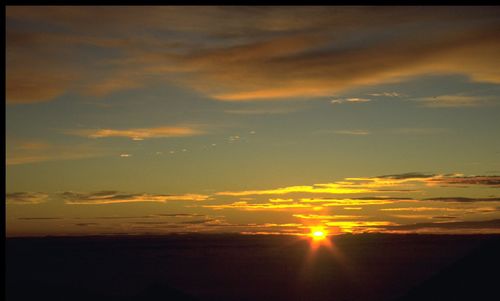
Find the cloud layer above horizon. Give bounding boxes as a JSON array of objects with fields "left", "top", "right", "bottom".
[{"left": 7, "top": 172, "right": 500, "bottom": 236}]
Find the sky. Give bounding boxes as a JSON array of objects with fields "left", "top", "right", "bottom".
[{"left": 5, "top": 6, "right": 500, "bottom": 237}]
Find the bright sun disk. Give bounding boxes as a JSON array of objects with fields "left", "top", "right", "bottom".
[{"left": 310, "top": 227, "right": 327, "bottom": 240}]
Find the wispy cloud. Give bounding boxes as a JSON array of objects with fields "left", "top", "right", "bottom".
[
  {"left": 293, "top": 214, "right": 364, "bottom": 220},
  {"left": 223, "top": 107, "right": 300, "bottom": 115},
  {"left": 269, "top": 198, "right": 294, "bottom": 203},
  {"left": 417, "top": 95, "right": 496, "bottom": 108},
  {"left": 215, "top": 173, "right": 500, "bottom": 202},
  {"left": 330, "top": 97, "right": 371, "bottom": 104},
  {"left": 67, "top": 125, "right": 204, "bottom": 140},
  {"left": 18, "top": 217, "right": 62, "bottom": 220},
  {"left": 384, "top": 219, "right": 500, "bottom": 232},
  {"left": 381, "top": 207, "right": 460, "bottom": 212},
  {"left": 9, "top": 171, "right": 500, "bottom": 235},
  {"left": 85, "top": 213, "right": 207, "bottom": 219},
  {"left": 325, "top": 221, "right": 397, "bottom": 233},
  {"left": 203, "top": 201, "right": 311, "bottom": 211},
  {"left": 392, "top": 128, "right": 450, "bottom": 135},
  {"left": 6, "top": 7, "right": 500, "bottom": 103},
  {"left": 6, "top": 192, "right": 49, "bottom": 205},
  {"left": 216, "top": 183, "right": 372, "bottom": 196},
  {"left": 62, "top": 191, "right": 210, "bottom": 205},
  {"left": 424, "top": 197, "right": 500, "bottom": 202},
  {"left": 367, "top": 92, "right": 401, "bottom": 97},
  {"left": 351, "top": 173, "right": 500, "bottom": 188},
  {"left": 334, "top": 130, "right": 370, "bottom": 135},
  {"left": 300, "top": 198, "right": 397, "bottom": 206},
  {"left": 376, "top": 172, "right": 436, "bottom": 180},
  {"left": 426, "top": 175, "right": 500, "bottom": 187},
  {"left": 6, "top": 140, "right": 107, "bottom": 165}
]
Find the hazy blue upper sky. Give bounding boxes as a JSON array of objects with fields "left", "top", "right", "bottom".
[{"left": 6, "top": 6, "right": 500, "bottom": 236}]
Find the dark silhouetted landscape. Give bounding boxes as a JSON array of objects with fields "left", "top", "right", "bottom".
[{"left": 6, "top": 234, "right": 500, "bottom": 301}]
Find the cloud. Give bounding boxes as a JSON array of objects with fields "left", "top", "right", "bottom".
[
  {"left": 392, "top": 128, "right": 450, "bottom": 135},
  {"left": 155, "top": 213, "right": 207, "bottom": 218},
  {"left": 223, "top": 107, "right": 300, "bottom": 115},
  {"left": 391, "top": 214, "right": 435, "bottom": 219},
  {"left": 67, "top": 125, "right": 204, "bottom": 140},
  {"left": 334, "top": 130, "right": 370, "bottom": 135},
  {"left": 215, "top": 174, "right": 500, "bottom": 200},
  {"left": 384, "top": 219, "right": 500, "bottom": 231},
  {"left": 62, "top": 191, "right": 210, "bottom": 205},
  {"left": 82, "top": 213, "right": 207, "bottom": 219},
  {"left": 178, "top": 19, "right": 500, "bottom": 101},
  {"left": 293, "top": 214, "right": 363, "bottom": 220},
  {"left": 6, "top": 7, "right": 500, "bottom": 103},
  {"left": 330, "top": 97, "right": 371, "bottom": 104},
  {"left": 269, "top": 198, "right": 294, "bottom": 203},
  {"left": 6, "top": 192, "right": 49, "bottom": 205},
  {"left": 424, "top": 197, "right": 500, "bottom": 202},
  {"left": 6, "top": 140, "right": 107, "bottom": 165},
  {"left": 203, "top": 201, "right": 311, "bottom": 211},
  {"left": 18, "top": 217, "right": 62, "bottom": 220},
  {"left": 380, "top": 207, "right": 458, "bottom": 212},
  {"left": 367, "top": 92, "right": 401, "bottom": 97},
  {"left": 75, "top": 223, "right": 99, "bottom": 227},
  {"left": 299, "top": 198, "right": 397, "bottom": 206},
  {"left": 425, "top": 175, "right": 500, "bottom": 187},
  {"left": 417, "top": 95, "right": 496, "bottom": 108},
  {"left": 354, "top": 173, "right": 500, "bottom": 188},
  {"left": 325, "top": 221, "right": 397, "bottom": 233},
  {"left": 377, "top": 172, "right": 436, "bottom": 179},
  {"left": 216, "top": 183, "right": 372, "bottom": 196}
]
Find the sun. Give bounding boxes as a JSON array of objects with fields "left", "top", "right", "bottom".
[{"left": 310, "top": 227, "right": 328, "bottom": 241}]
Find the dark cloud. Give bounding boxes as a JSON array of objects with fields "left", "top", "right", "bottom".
[
  {"left": 18, "top": 217, "right": 62, "bottom": 220},
  {"left": 425, "top": 197, "right": 500, "bottom": 202},
  {"left": 61, "top": 191, "right": 209, "bottom": 204},
  {"left": 427, "top": 176, "right": 500, "bottom": 187},
  {"left": 75, "top": 223, "right": 99, "bottom": 227},
  {"left": 385, "top": 219, "right": 500, "bottom": 230},
  {"left": 130, "top": 222, "right": 175, "bottom": 225},
  {"left": 87, "top": 213, "right": 207, "bottom": 219},
  {"left": 377, "top": 172, "right": 435, "bottom": 179},
  {"left": 432, "top": 216, "right": 458, "bottom": 219},
  {"left": 156, "top": 213, "right": 206, "bottom": 218},
  {"left": 352, "top": 196, "right": 415, "bottom": 201},
  {"left": 179, "top": 219, "right": 216, "bottom": 225},
  {"left": 7, "top": 192, "right": 49, "bottom": 205}
]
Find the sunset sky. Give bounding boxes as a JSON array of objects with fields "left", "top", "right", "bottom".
[{"left": 6, "top": 6, "right": 500, "bottom": 236}]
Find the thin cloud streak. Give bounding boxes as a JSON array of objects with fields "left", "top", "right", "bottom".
[
  {"left": 62, "top": 191, "right": 210, "bottom": 205},
  {"left": 203, "top": 201, "right": 311, "bottom": 211},
  {"left": 67, "top": 125, "right": 205, "bottom": 140},
  {"left": 6, "top": 192, "right": 49, "bottom": 205},
  {"left": 334, "top": 130, "right": 370, "bottom": 135},
  {"left": 417, "top": 95, "right": 496, "bottom": 108},
  {"left": 6, "top": 140, "right": 108, "bottom": 165}
]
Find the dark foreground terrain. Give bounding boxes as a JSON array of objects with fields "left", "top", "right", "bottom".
[{"left": 6, "top": 234, "right": 500, "bottom": 301}]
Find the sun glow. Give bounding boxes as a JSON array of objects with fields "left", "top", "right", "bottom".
[{"left": 310, "top": 227, "right": 328, "bottom": 241}]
